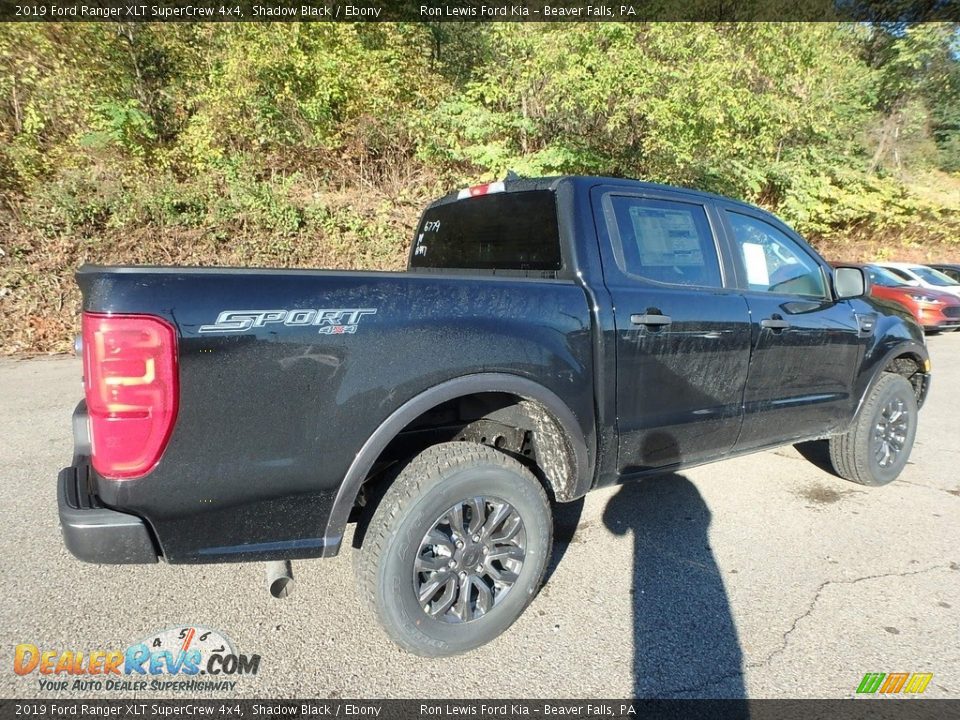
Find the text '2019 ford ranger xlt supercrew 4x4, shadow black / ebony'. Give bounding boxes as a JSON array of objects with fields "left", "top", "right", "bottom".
[{"left": 59, "top": 176, "right": 930, "bottom": 656}]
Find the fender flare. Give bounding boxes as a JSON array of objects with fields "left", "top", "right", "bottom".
[
  {"left": 853, "top": 340, "right": 930, "bottom": 420},
  {"left": 322, "top": 373, "right": 591, "bottom": 551}
]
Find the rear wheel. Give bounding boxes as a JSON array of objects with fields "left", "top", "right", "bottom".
[
  {"left": 355, "top": 442, "right": 552, "bottom": 656},
  {"left": 827, "top": 373, "right": 918, "bottom": 486}
]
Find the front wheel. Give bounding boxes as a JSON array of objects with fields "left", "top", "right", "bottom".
[
  {"left": 828, "top": 373, "right": 918, "bottom": 486},
  {"left": 355, "top": 442, "right": 552, "bottom": 656}
]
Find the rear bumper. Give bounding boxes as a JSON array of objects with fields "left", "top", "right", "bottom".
[
  {"left": 58, "top": 461, "right": 158, "bottom": 565},
  {"left": 58, "top": 400, "right": 158, "bottom": 564}
]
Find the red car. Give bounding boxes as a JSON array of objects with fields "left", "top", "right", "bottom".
[{"left": 833, "top": 262, "right": 960, "bottom": 333}]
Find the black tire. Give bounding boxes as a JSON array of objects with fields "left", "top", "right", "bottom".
[
  {"left": 355, "top": 442, "right": 552, "bottom": 657},
  {"left": 827, "top": 373, "right": 918, "bottom": 486}
]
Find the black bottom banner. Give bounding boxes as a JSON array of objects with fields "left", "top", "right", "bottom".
[{"left": 1, "top": 700, "right": 959, "bottom": 720}]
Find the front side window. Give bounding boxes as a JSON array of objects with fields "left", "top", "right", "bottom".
[
  {"left": 608, "top": 196, "right": 722, "bottom": 288},
  {"left": 865, "top": 265, "right": 907, "bottom": 288},
  {"left": 726, "top": 211, "right": 827, "bottom": 298},
  {"left": 885, "top": 267, "right": 915, "bottom": 283}
]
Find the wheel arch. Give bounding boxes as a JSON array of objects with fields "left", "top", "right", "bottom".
[
  {"left": 322, "top": 373, "right": 591, "bottom": 552},
  {"left": 854, "top": 341, "right": 930, "bottom": 420}
]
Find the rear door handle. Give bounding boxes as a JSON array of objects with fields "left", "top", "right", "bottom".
[
  {"left": 631, "top": 313, "right": 672, "bottom": 327},
  {"left": 760, "top": 316, "right": 790, "bottom": 331}
]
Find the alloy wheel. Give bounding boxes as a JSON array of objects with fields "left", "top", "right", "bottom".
[
  {"left": 413, "top": 496, "right": 526, "bottom": 623},
  {"left": 873, "top": 397, "right": 909, "bottom": 469}
]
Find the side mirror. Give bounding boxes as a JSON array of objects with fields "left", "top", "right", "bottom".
[{"left": 834, "top": 266, "right": 866, "bottom": 299}]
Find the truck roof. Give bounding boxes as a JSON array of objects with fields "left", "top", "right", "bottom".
[{"left": 428, "top": 175, "right": 764, "bottom": 215}]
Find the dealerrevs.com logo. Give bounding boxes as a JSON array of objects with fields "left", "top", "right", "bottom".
[{"left": 13, "top": 626, "right": 260, "bottom": 693}]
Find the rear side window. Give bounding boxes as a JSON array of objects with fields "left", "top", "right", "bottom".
[
  {"left": 410, "top": 190, "right": 561, "bottom": 272},
  {"left": 607, "top": 196, "right": 722, "bottom": 288}
]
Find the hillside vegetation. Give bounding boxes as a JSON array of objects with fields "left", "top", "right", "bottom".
[{"left": 1, "top": 22, "right": 959, "bottom": 353}]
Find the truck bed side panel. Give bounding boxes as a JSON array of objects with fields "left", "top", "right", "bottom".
[{"left": 78, "top": 268, "right": 594, "bottom": 562}]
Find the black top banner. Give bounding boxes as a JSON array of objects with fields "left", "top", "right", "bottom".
[{"left": 1, "top": 0, "right": 958, "bottom": 23}]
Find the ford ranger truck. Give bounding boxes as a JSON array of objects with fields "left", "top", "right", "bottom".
[{"left": 59, "top": 176, "right": 930, "bottom": 656}]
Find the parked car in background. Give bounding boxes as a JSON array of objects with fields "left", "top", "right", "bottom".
[
  {"left": 833, "top": 262, "right": 960, "bottom": 334},
  {"left": 928, "top": 263, "right": 960, "bottom": 284},
  {"left": 875, "top": 261, "right": 960, "bottom": 298}
]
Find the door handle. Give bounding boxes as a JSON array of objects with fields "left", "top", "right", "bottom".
[
  {"left": 631, "top": 313, "right": 672, "bottom": 327},
  {"left": 760, "top": 316, "right": 790, "bottom": 331}
]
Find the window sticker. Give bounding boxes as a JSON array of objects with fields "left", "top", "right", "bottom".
[
  {"left": 629, "top": 208, "right": 705, "bottom": 267},
  {"left": 742, "top": 242, "right": 770, "bottom": 287}
]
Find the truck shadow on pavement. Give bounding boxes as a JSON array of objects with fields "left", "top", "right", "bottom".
[
  {"left": 597, "top": 473, "right": 748, "bottom": 703},
  {"left": 792, "top": 439, "right": 840, "bottom": 477}
]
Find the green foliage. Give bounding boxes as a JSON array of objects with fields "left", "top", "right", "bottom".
[
  {"left": 420, "top": 23, "right": 896, "bottom": 235},
  {"left": 173, "top": 23, "right": 444, "bottom": 169},
  {"left": 82, "top": 99, "right": 157, "bottom": 159},
  {"left": 3, "top": 21, "right": 957, "bottom": 235}
]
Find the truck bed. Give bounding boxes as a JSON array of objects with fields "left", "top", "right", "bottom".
[{"left": 76, "top": 265, "right": 596, "bottom": 562}]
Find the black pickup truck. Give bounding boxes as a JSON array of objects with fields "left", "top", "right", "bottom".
[{"left": 60, "top": 176, "right": 930, "bottom": 656}]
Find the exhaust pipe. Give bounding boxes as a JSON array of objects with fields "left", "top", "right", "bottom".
[{"left": 266, "top": 560, "right": 294, "bottom": 598}]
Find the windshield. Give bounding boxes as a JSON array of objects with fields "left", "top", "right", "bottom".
[
  {"left": 865, "top": 265, "right": 909, "bottom": 288},
  {"left": 910, "top": 265, "right": 960, "bottom": 287}
]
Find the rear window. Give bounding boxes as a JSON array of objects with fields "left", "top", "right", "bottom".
[{"left": 410, "top": 190, "right": 561, "bottom": 272}]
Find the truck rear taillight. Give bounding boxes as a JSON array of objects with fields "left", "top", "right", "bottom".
[{"left": 82, "top": 312, "right": 179, "bottom": 479}]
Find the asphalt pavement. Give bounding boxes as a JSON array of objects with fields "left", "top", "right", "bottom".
[{"left": 1, "top": 334, "right": 958, "bottom": 699}]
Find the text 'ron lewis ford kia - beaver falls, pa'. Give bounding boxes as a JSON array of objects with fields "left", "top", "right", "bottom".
[{"left": 58, "top": 175, "right": 931, "bottom": 656}]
